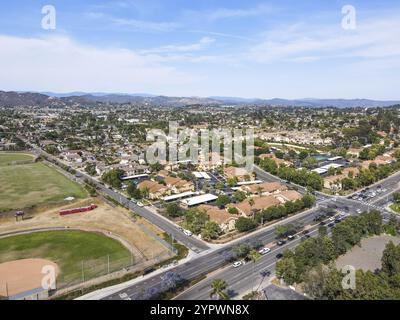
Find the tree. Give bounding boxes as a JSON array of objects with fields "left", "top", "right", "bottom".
[
  {"left": 393, "top": 192, "right": 400, "bottom": 204},
  {"left": 85, "top": 163, "right": 97, "bottom": 176},
  {"left": 276, "top": 255, "right": 298, "bottom": 285},
  {"left": 235, "top": 217, "right": 257, "bottom": 232},
  {"left": 381, "top": 241, "right": 400, "bottom": 277},
  {"left": 233, "top": 190, "right": 247, "bottom": 202},
  {"left": 228, "top": 207, "right": 239, "bottom": 215},
  {"left": 101, "top": 169, "right": 125, "bottom": 189},
  {"left": 216, "top": 195, "right": 231, "bottom": 207},
  {"left": 210, "top": 279, "right": 230, "bottom": 300},
  {"left": 233, "top": 244, "right": 251, "bottom": 259},
  {"left": 201, "top": 221, "right": 222, "bottom": 240},
  {"left": 301, "top": 194, "right": 316, "bottom": 208},
  {"left": 318, "top": 226, "right": 328, "bottom": 237},
  {"left": 166, "top": 202, "right": 183, "bottom": 218},
  {"left": 184, "top": 209, "right": 209, "bottom": 234},
  {"left": 248, "top": 250, "right": 261, "bottom": 290},
  {"left": 150, "top": 162, "right": 163, "bottom": 172}
]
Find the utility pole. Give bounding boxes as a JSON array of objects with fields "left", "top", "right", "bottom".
[
  {"left": 81, "top": 261, "right": 85, "bottom": 282},
  {"left": 107, "top": 255, "right": 110, "bottom": 274}
]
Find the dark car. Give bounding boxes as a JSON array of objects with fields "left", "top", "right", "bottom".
[
  {"left": 302, "top": 230, "right": 310, "bottom": 235},
  {"left": 276, "top": 253, "right": 284, "bottom": 259},
  {"left": 260, "top": 270, "right": 271, "bottom": 277},
  {"left": 319, "top": 221, "right": 326, "bottom": 226},
  {"left": 277, "top": 240, "right": 287, "bottom": 246},
  {"left": 328, "top": 222, "right": 335, "bottom": 228}
]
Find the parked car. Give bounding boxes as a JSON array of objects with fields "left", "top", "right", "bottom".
[
  {"left": 276, "top": 253, "right": 284, "bottom": 259},
  {"left": 183, "top": 229, "right": 193, "bottom": 237},
  {"left": 233, "top": 261, "right": 243, "bottom": 268},
  {"left": 137, "top": 202, "right": 144, "bottom": 207}
]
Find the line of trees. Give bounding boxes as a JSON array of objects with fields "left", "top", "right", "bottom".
[{"left": 257, "top": 157, "right": 324, "bottom": 190}]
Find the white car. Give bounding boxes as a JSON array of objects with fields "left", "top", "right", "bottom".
[
  {"left": 136, "top": 202, "right": 144, "bottom": 207},
  {"left": 258, "top": 247, "right": 271, "bottom": 255},
  {"left": 233, "top": 261, "right": 243, "bottom": 268},
  {"left": 183, "top": 229, "right": 193, "bottom": 237}
]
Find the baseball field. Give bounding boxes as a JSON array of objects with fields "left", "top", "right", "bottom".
[{"left": 0, "top": 230, "right": 133, "bottom": 288}]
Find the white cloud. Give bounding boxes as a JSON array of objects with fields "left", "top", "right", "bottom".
[
  {"left": 111, "top": 17, "right": 179, "bottom": 32},
  {"left": 0, "top": 34, "right": 198, "bottom": 93},
  {"left": 142, "top": 37, "right": 215, "bottom": 54},
  {"left": 206, "top": 4, "right": 274, "bottom": 21},
  {"left": 249, "top": 14, "right": 400, "bottom": 63}
]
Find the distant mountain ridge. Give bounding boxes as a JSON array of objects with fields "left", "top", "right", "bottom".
[{"left": 0, "top": 90, "right": 399, "bottom": 108}]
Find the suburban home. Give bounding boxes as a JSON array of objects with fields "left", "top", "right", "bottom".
[
  {"left": 258, "top": 154, "right": 293, "bottom": 167},
  {"left": 137, "top": 180, "right": 169, "bottom": 200},
  {"left": 198, "top": 204, "right": 238, "bottom": 233},
  {"left": 198, "top": 152, "right": 224, "bottom": 170},
  {"left": 275, "top": 190, "right": 303, "bottom": 203},
  {"left": 323, "top": 167, "right": 360, "bottom": 190},
  {"left": 164, "top": 176, "right": 195, "bottom": 193},
  {"left": 241, "top": 181, "right": 288, "bottom": 196},
  {"left": 229, "top": 196, "right": 281, "bottom": 217},
  {"left": 347, "top": 148, "right": 363, "bottom": 158},
  {"left": 224, "top": 166, "right": 254, "bottom": 182}
]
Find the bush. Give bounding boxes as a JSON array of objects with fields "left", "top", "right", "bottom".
[{"left": 235, "top": 217, "right": 257, "bottom": 232}]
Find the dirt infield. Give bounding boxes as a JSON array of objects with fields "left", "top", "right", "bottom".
[{"left": 0, "top": 258, "right": 59, "bottom": 297}]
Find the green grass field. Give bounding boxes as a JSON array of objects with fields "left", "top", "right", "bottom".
[
  {"left": 0, "top": 152, "right": 34, "bottom": 166},
  {"left": 390, "top": 203, "right": 400, "bottom": 214},
  {"left": 0, "top": 153, "right": 87, "bottom": 212},
  {"left": 0, "top": 231, "right": 133, "bottom": 285}
]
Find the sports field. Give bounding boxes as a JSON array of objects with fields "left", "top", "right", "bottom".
[
  {"left": 0, "top": 152, "right": 35, "bottom": 166},
  {"left": 0, "top": 153, "right": 87, "bottom": 212},
  {"left": 0, "top": 230, "right": 133, "bottom": 286}
]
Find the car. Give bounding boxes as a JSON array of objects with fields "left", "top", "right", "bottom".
[
  {"left": 260, "top": 270, "right": 271, "bottom": 277},
  {"left": 288, "top": 235, "right": 296, "bottom": 241},
  {"left": 356, "top": 209, "right": 362, "bottom": 214},
  {"left": 136, "top": 202, "right": 144, "bottom": 207},
  {"left": 328, "top": 217, "right": 335, "bottom": 222},
  {"left": 183, "top": 229, "right": 193, "bottom": 237},
  {"left": 302, "top": 230, "right": 310, "bottom": 235},
  {"left": 258, "top": 247, "right": 271, "bottom": 255},
  {"left": 233, "top": 261, "right": 243, "bottom": 268},
  {"left": 276, "top": 253, "right": 284, "bottom": 259},
  {"left": 277, "top": 240, "right": 287, "bottom": 246},
  {"left": 319, "top": 221, "right": 326, "bottom": 226},
  {"left": 328, "top": 222, "right": 335, "bottom": 228}
]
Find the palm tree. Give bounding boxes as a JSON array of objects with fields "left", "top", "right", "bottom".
[
  {"left": 248, "top": 250, "right": 261, "bottom": 291},
  {"left": 210, "top": 279, "right": 230, "bottom": 300},
  {"left": 248, "top": 198, "right": 256, "bottom": 220}
]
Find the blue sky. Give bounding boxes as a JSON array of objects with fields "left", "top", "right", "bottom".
[{"left": 0, "top": 0, "right": 399, "bottom": 99}]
